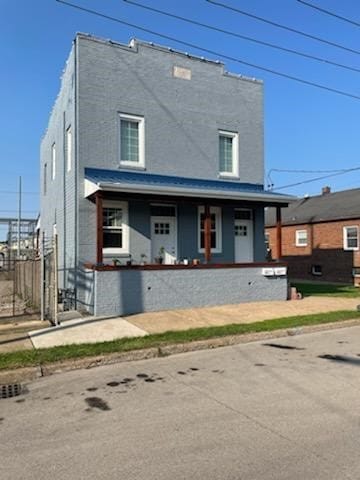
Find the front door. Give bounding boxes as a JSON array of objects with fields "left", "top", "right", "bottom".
[
  {"left": 151, "top": 216, "right": 177, "bottom": 264},
  {"left": 234, "top": 210, "right": 253, "bottom": 263}
]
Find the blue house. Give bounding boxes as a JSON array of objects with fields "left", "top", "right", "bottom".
[{"left": 40, "top": 33, "right": 292, "bottom": 317}]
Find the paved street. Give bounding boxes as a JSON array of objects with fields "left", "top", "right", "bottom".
[{"left": 2, "top": 326, "right": 360, "bottom": 479}]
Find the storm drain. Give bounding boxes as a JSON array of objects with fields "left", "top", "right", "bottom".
[{"left": 0, "top": 383, "right": 22, "bottom": 399}]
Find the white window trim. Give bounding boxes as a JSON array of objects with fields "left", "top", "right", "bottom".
[
  {"left": 218, "top": 130, "right": 239, "bottom": 178},
  {"left": 51, "top": 143, "right": 56, "bottom": 180},
  {"left": 198, "top": 206, "right": 222, "bottom": 254},
  {"left": 119, "top": 113, "right": 145, "bottom": 168},
  {"left": 66, "top": 126, "right": 72, "bottom": 173},
  {"left": 102, "top": 200, "right": 129, "bottom": 256},
  {"left": 343, "top": 225, "right": 359, "bottom": 251},
  {"left": 295, "top": 229, "right": 308, "bottom": 247}
]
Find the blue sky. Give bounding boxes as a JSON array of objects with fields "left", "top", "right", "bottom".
[{"left": 1, "top": 0, "right": 360, "bottom": 238}]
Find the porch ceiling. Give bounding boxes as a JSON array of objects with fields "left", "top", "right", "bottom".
[{"left": 84, "top": 167, "right": 295, "bottom": 205}]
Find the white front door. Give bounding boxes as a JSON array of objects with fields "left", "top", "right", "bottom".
[
  {"left": 234, "top": 218, "right": 253, "bottom": 263},
  {"left": 151, "top": 216, "right": 177, "bottom": 264}
]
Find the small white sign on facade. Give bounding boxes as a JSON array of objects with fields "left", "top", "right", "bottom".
[
  {"left": 274, "top": 267, "right": 287, "bottom": 276},
  {"left": 262, "top": 268, "right": 275, "bottom": 276},
  {"left": 173, "top": 66, "right": 192, "bottom": 80}
]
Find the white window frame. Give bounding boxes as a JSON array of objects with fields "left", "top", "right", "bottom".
[
  {"left": 102, "top": 200, "right": 129, "bottom": 256},
  {"left": 66, "top": 126, "right": 72, "bottom": 172},
  {"left": 198, "top": 206, "right": 222, "bottom": 254},
  {"left": 119, "top": 113, "right": 145, "bottom": 168},
  {"left": 295, "top": 229, "right": 308, "bottom": 247},
  {"left": 51, "top": 143, "right": 56, "bottom": 180},
  {"left": 218, "top": 130, "right": 239, "bottom": 178},
  {"left": 343, "top": 225, "right": 359, "bottom": 251}
]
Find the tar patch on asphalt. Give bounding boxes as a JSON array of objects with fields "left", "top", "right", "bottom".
[
  {"left": 85, "top": 397, "right": 111, "bottom": 411},
  {"left": 318, "top": 354, "right": 360, "bottom": 365},
  {"left": 263, "top": 343, "right": 305, "bottom": 350}
]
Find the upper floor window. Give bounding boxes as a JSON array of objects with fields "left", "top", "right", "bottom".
[
  {"left": 295, "top": 230, "right": 308, "bottom": 247},
  {"left": 343, "top": 226, "right": 359, "bottom": 251},
  {"left": 103, "top": 201, "right": 129, "bottom": 255},
  {"left": 198, "top": 206, "right": 222, "bottom": 253},
  {"left": 119, "top": 113, "right": 145, "bottom": 168},
  {"left": 66, "top": 126, "right": 72, "bottom": 172},
  {"left": 219, "top": 130, "right": 239, "bottom": 178},
  {"left": 51, "top": 143, "right": 56, "bottom": 180}
]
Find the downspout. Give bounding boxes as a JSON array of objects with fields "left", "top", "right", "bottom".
[
  {"left": 63, "top": 111, "right": 67, "bottom": 289},
  {"left": 74, "top": 37, "right": 79, "bottom": 308}
]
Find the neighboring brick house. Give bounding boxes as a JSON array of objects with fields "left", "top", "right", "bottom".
[
  {"left": 265, "top": 187, "right": 360, "bottom": 284},
  {"left": 40, "top": 33, "right": 293, "bottom": 317}
]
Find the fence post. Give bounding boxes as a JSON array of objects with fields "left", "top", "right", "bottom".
[
  {"left": 54, "top": 233, "right": 59, "bottom": 326},
  {"left": 41, "top": 232, "right": 45, "bottom": 321}
]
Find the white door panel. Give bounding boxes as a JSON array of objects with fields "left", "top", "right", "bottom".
[
  {"left": 234, "top": 219, "right": 253, "bottom": 262},
  {"left": 151, "top": 216, "right": 177, "bottom": 264}
]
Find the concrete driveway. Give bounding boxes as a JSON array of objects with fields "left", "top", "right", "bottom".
[{"left": 2, "top": 325, "right": 360, "bottom": 479}]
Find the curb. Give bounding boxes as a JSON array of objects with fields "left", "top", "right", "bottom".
[{"left": 1, "top": 318, "right": 360, "bottom": 384}]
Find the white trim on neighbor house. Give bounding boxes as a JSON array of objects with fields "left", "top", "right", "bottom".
[
  {"left": 102, "top": 200, "right": 129, "bottom": 256},
  {"left": 198, "top": 206, "right": 222, "bottom": 254},
  {"left": 343, "top": 225, "right": 359, "bottom": 251},
  {"left": 295, "top": 229, "right": 308, "bottom": 247},
  {"left": 218, "top": 130, "right": 239, "bottom": 179},
  {"left": 119, "top": 113, "right": 145, "bottom": 169}
]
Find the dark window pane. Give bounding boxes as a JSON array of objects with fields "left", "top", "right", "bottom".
[{"left": 103, "top": 231, "right": 122, "bottom": 248}]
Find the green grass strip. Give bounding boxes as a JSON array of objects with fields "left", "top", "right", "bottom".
[
  {"left": 1, "top": 310, "right": 360, "bottom": 371},
  {"left": 293, "top": 282, "right": 360, "bottom": 298}
]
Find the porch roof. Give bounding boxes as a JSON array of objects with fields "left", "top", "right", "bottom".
[{"left": 84, "top": 168, "right": 295, "bottom": 205}]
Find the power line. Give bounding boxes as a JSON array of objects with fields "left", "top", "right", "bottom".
[
  {"left": 297, "top": 0, "right": 360, "bottom": 28},
  {"left": 123, "top": 0, "right": 360, "bottom": 74},
  {"left": 0, "top": 191, "right": 38, "bottom": 195},
  {"left": 271, "top": 166, "right": 360, "bottom": 190},
  {"left": 56, "top": 0, "right": 360, "bottom": 100},
  {"left": 206, "top": 0, "right": 360, "bottom": 55}
]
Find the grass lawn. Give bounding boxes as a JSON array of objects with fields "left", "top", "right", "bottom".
[
  {"left": 0, "top": 310, "right": 360, "bottom": 371},
  {"left": 293, "top": 282, "right": 360, "bottom": 298}
]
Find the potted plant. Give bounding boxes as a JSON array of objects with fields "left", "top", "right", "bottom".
[
  {"left": 155, "top": 246, "right": 165, "bottom": 264},
  {"left": 126, "top": 254, "right": 133, "bottom": 266},
  {"left": 112, "top": 258, "right": 121, "bottom": 267},
  {"left": 140, "top": 253, "right": 147, "bottom": 265}
]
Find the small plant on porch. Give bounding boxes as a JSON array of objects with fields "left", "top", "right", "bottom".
[
  {"left": 155, "top": 246, "right": 165, "bottom": 264},
  {"left": 112, "top": 258, "right": 121, "bottom": 267},
  {"left": 140, "top": 253, "right": 147, "bottom": 265}
]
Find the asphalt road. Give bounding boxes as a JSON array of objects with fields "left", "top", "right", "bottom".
[{"left": 2, "top": 326, "right": 360, "bottom": 479}]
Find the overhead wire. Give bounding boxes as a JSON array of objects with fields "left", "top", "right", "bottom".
[
  {"left": 123, "top": 0, "right": 360, "bottom": 74},
  {"left": 56, "top": 0, "right": 360, "bottom": 100},
  {"left": 269, "top": 166, "right": 360, "bottom": 190},
  {"left": 206, "top": 0, "right": 360, "bottom": 55},
  {"left": 297, "top": 0, "right": 360, "bottom": 28}
]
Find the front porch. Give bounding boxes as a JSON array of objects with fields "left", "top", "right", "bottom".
[
  {"left": 82, "top": 168, "right": 293, "bottom": 315},
  {"left": 84, "top": 262, "right": 289, "bottom": 316}
]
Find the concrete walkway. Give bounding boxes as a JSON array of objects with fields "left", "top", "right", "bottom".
[
  {"left": 1, "top": 296, "right": 359, "bottom": 351},
  {"left": 126, "top": 297, "right": 360, "bottom": 334},
  {"left": 29, "top": 316, "right": 147, "bottom": 349}
]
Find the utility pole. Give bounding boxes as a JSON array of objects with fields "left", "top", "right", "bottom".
[{"left": 17, "top": 176, "right": 22, "bottom": 259}]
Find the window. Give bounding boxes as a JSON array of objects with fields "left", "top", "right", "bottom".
[
  {"left": 154, "top": 223, "right": 170, "bottom": 235},
  {"left": 311, "top": 265, "right": 322, "bottom": 276},
  {"left": 296, "top": 230, "right": 308, "bottom": 247},
  {"left": 43, "top": 163, "right": 47, "bottom": 195},
  {"left": 344, "top": 226, "right": 359, "bottom": 251},
  {"left": 198, "top": 206, "right": 222, "bottom": 253},
  {"left": 235, "top": 209, "right": 252, "bottom": 220},
  {"left": 66, "top": 126, "right": 72, "bottom": 172},
  {"left": 102, "top": 201, "right": 129, "bottom": 254},
  {"left": 219, "top": 130, "right": 239, "bottom": 177},
  {"left": 51, "top": 143, "right": 56, "bottom": 180},
  {"left": 119, "top": 113, "right": 145, "bottom": 167},
  {"left": 235, "top": 225, "right": 247, "bottom": 237}
]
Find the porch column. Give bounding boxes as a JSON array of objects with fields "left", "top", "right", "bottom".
[
  {"left": 204, "top": 204, "right": 212, "bottom": 263},
  {"left": 276, "top": 206, "right": 282, "bottom": 260},
  {"left": 96, "top": 191, "right": 103, "bottom": 264}
]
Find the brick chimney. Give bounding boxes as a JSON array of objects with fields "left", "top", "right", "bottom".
[{"left": 321, "top": 186, "right": 331, "bottom": 195}]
